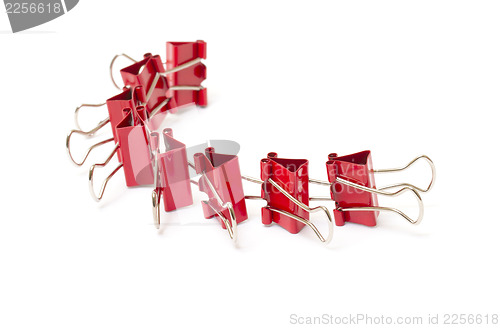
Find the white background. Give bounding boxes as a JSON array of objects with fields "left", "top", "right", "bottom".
[{"left": 1, "top": 1, "right": 499, "bottom": 327}]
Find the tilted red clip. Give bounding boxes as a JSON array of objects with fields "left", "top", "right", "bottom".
[
  {"left": 165, "top": 40, "right": 207, "bottom": 111},
  {"left": 194, "top": 147, "right": 248, "bottom": 237},
  {"left": 120, "top": 53, "right": 174, "bottom": 117}
]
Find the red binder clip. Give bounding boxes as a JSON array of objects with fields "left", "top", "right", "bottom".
[
  {"left": 256, "top": 152, "right": 333, "bottom": 244},
  {"left": 119, "top": 53, "right": 172, "bottom": 117},
  {"left": 193, "top": 147, "right": 248, "bottom": 241},
  {"left": 87, "top": 106, "right": 155, "bottom": 201},
  {"left": 151, "top": 128, "right": 194, "bottom": 229},
  {"left": 310, "top": 151, "right": 436, "bottom": 226},
  {"left": 165, "top": 40, "right": 207, "bottom": 110},
  {"left": 66, "top": 87, "right": 136, "bottom": 167}
]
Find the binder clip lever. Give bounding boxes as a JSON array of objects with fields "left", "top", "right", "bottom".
[
  {"left": 265, "top": 178, "right": 334, "bottom": 244},
  {"left": 66, "top": 118, "right": 112, "bottom": 166},
  {"left": 374, "top": 155, "right": 436, "bottom": 193},
  {"left": 88, "top": 144, "right": 123, "bottom": 202}
]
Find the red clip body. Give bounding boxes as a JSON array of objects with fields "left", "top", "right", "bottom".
[
  {"left": 194, "top": 148, "right": 247, "bottom": 229},
  {"left": 165, "top": 40, "right": 207, "bottom": 110},
  {"left": 115, "top": 107, "right": 154, "bottom": 187},
  {"left": 120, "top": 53, "right": 174, "bottom": 115},
  {"left": 157, "top": 128, "right": 193, "bottom": 211},
  {"left": 260, "top": 152, "right": 309, "bottom": 234},
  {"left": 106, "top": 88, "right": 135, "bottom": 162},
  {"left": 326, "top": 151, "right": 379, "bottom": 226}
]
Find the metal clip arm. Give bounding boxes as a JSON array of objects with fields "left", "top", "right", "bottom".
[
  {"left": 267, "top": 179, "right": 334, "bottom": 244},
  {"left": 74, "top": 103, "right": 107, "bottom": 132},
  {"left": 88, "top": 144, "right": 123, "bottom": 202},
  {"left": 334, "top": 177, "right": 424, "bottom": 225},
  {"left": 374, "top": 155, "right": 436, "bottom": 193},
  {"left": 200, "top": 174, "right": 238, "bottom": 243},
  {"left": 66, "top": 117, "right": 112, "bottom": 166},
  {"left": 110, "top": 53, "right": 137, "bottom": 90}
]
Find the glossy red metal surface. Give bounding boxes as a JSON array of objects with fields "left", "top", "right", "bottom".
[
  {"left": 157, "top": 128, "right": 193, "bottom": 211},
  {"left": 165, "top": 40, "right": 207, "bottom": 112},
  {"left": 105, "top": 88, "right": 135, "bottom": 162},
  {"left": 194, "top": 148, "right": 247, "bottom": 229},
  {"left": 115, "top": 108, "right": 154, "bottom": 187},
  {"left": 120, "top": 53, "right": 174, "bottom": 116},
  {"left": 326, "top": 151, "right": 379, "bottom": 226},
  {"left": 260, "top": 152, "right": 309, "bottom": 234}
]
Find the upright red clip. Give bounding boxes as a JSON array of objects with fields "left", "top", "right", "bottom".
[
  {"left": 259, "top": 152, "right": 334, "bottom": 243},
  {"left": 318, "top": 151, "right": 436, "bottom": 226},
  {"left": 326, "top": 151, "right": 379, "bottom": 226},
  {"left": 194, "top": 147, "right": 247, "bottom": 240},
  {"left": 150, "top": 128, "right": 194, "bottom": 229},
  {"left": 158, "top": 129, "right": 193, "bottom": 211},
  {"left": 114, "top": 107, "right": 154, "bottom": 187},
  {"left": 105, "top": 88, "right": 136, "bottom": 162},
  {"left": 165, "top": 40, "right": 207, "bottom": 110},
  {"left": 260, "top": 152, "right": 309, "bottom": 234}
]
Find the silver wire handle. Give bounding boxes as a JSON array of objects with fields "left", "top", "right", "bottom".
[
  {"left": 66, "top": 118, "right": 111, "bottom": 166},
  {"left": 242, "top": 176, "right": 334, "bottom": 244},
  {"left": 151, "top": 132, "right": 162, "bottom": 229},
  {"left": 309, "top": 178, "right": 424, "bottom": 225},
  {"left": 334, "top": 177, "right": 424, "bottom": 225},
  {"left": 88, "top": 144, "right": 123, "bottom": 202},
  {"left": 110, "top": 53, "right": 138, "bottom": 90},
  {"left": 151, "top": 189, "right": 161, "bottom": 229},
  {"left": 72, "top": 55, "right": 204, "bottom": 145},
  {"left": 374, "top": 155, "right": 436, "bottom": 193},
  {"left": 74, "top": 103, "right": 107, "bottom": 131},
  {"left": 199, "top": 174, "right": 238, "bottom": 243},
  {"left": 267, "top": 179, "right": 334, "bottom": 244}
]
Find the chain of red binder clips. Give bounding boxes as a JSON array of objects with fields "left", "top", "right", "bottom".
[{"left": 66, "top": 40, "right": 436, "bottom": 246}]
